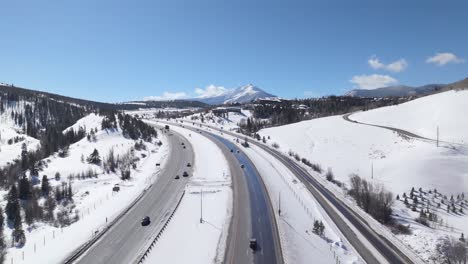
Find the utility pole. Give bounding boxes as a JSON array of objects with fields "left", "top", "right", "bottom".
[
  {"left": 200, "top": 189, "right": 203, "bottom": 224},
  {"left": 278, "top": 192, "right": 281, "bottom": 216},
  {"left": 371, "top": 162, "right": 374, "bottom": 180}
]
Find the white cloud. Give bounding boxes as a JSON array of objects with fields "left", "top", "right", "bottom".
[
  {"left": 349, "top": 74, "right": 398, "bottom": 90},
  {"left": 143, "top": 91, "right": 188, "bottom": 101},
  {"left": 194, "top": 84, "right": 228, "bottom": 98},
  {"left": 426, "top": 52, "right": 465, "bottom": 66},
  {"left": 368, "top": 56, "right": 407, "bottom": 72}
]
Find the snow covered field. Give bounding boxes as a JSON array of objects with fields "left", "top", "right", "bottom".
[
  {"left": 257, "top": 90, "right": 468, "bottom": 262},
  {"left": 143, "top": 123, "right": 232, "bottom": 264},
  {"left": 352, "top": 89, "right": 468, "bottom": 144},
  {"left": 3, "top": 114, "right": 169, "bottom": 264}
]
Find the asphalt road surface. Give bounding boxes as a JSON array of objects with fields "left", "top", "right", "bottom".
[
  {"left": 72, "top": 128, "right": 194, "bottom": 264},
  {"left": 170, "top": 123, "right": 283, "bottom": 264},
  {"left": 188, "top": 120, "right": 417, "bottom": 264}
]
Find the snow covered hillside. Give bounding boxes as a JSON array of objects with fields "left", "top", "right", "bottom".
[
  {"left": 257, "top": 90, "right": 468, "bottom": 262},
  {"left": 2, "top": 113, "right": 167, "bottom": 263},
  {"left": 351, "top": 89, "right": 468, "bottom": 144}
]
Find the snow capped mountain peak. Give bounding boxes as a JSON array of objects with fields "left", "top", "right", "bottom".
[{"left": 195, "top": 84, "right": 277, "bottom": 105}]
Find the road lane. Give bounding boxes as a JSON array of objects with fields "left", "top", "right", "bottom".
[{"left": 72, "top": 129, "right": 194, "bottom": 264}]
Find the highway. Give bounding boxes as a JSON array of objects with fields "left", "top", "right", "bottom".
[
  {"left": 168, "top": 123, "right": 283, "bottom": 264},
  {"left": 69, "top": 128, "right": 194, "bottom": 264},
  {"left": 185, "top": 120, "right": 418, "bottom": 264}
]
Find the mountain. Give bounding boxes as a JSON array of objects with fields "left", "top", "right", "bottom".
[
  {"left": 345, "top": 84, "right": 445, "bottom": 98},
  {"left": 195, "top": 84, "right": 277, "bottom": 105}
]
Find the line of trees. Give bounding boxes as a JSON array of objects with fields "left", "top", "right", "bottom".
[{"left": 348, "top": 174, "right": 394, "bottom": 224}]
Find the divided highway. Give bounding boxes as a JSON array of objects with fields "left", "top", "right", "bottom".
[
  {"left": 185, "top": 120, "right": 418, "bottom": 264},
  {"left": 165, "top": 122, "right": 283, "bottom": 264},
  {"left": 68, "top": 129, "right": 194, "bottom": 264}
]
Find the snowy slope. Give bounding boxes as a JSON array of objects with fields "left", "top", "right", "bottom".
[
  {"left": 351, "top": 89, "right": 468, "bottom": 144},
  {"left": 0, "top": 101, "right": 41, "bottom": 167},
  {"left": 258, "top": 90, "right": 468, "bottom": 262},
  {"left": 4, "top": 114, "right": 169, "bottom": 264}
]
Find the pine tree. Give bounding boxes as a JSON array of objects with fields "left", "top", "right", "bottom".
[
  {"left": 18, "top": 174, "right": 31, "bottom": 200},
  {"left": 0, "top": 207, "right": 6, "bottom": 263},
  {"left": 41, "top": 175, "right": 50, "bottom": 196},
  {"left": 87, "top": 149, "right": 101, "bottom": 165},
  {"left": 5, "top": 185, "right": 21, "bottom": 227}
]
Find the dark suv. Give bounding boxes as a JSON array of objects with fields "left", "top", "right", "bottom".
[
  {"left": 141, "top": 216, "right": 151, "bottom": 226},
  {"left": 183, "top": 171, "right": 189, "bottom": 177}
]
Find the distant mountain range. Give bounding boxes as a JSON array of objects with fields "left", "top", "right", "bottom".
[
  {"left": 193, "top": 84, "right": 277, "bottom": 105},
  {"left": 345, "top": 84, "right": 446, "bottom": 98}
]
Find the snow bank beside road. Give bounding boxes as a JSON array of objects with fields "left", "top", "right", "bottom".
[{"left": 144, "top": 124, "right": 232, "bottom": 264}]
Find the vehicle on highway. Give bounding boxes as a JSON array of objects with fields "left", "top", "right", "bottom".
[
  {"left": 249, "top": 238, "right": 258, "bottom": 251},
  {"left": 240, "top": 164, "right": 245, "bottom": 169},
  {"left": 141, "top": 216, "right": 151, "bottom": 226},
  {"left": 181, "top": 142, "right": 185, "bottom": 145},
  {"left": 236, "top": 150, "right": 240, "bottom": 153},
  {"left": 155, "top": 163, "right": 160, "bottom": 166},
  {"left": 165, "top": 125, "right": 170, "bottom": 130},
  {"left": 175, "top": 175, "right": 180, "bottom": 179},
  {"left": 230, "top": 149, "right": 234, "bottom": 152},
  {"left": 187, "top": 162, "right": 191, "bottom": 167},
  {"left": 183, "top": 171, "right": 189, "bottom": 177},
  {"left": 183, "top": 146, "right": 186, "bottom": 149}
]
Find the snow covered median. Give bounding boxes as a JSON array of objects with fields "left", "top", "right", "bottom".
[{"left": 143, "top": 124, "right": 232, "bottom": 264}]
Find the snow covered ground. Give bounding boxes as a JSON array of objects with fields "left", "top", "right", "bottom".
[
  {"left": 0, "top": 125, "right": 40, "bottom": 167},
  {"left": 181, "top": 109, "right": 252, "bottom": 132},
  {"left": 352, "top": 89, "right": 468, "bottom": 144},
  {"left": 0, "top": 101, "right": 41, "bottom": 167},
  {"left": 143, "top": 123, "right": 232, "bottom": 264},
  {"left": 257, "top": 90, "right": 468, "bottom": 262},
  {"left": 3, "top": 114, "right": 169, "bottom": 264}
]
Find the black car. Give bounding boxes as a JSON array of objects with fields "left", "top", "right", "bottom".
[
  {"left": 230, "top": 149, "right": 234, "bottom": 153},
  {"left": 249, "top": 238, "right": 257, "bottom": 250},
  {"left": 183, "top": 146, "right": 186, "bottom": 149},
  {"left": 187, "top": 162, "right": 191, "bottom": 167},
  {"left": 141, "top": 216, "right": 151, "bottom": 226},
  {"left": 183, "top": 171, "right": 189, "bottom": 177},
  {"left": 240, "top": 164, "right": 245, "bottom": 169},
  {"left": 175, "top": 175, "right": 180, "bottom": 179}
]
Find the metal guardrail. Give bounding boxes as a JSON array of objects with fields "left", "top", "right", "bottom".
[{"left": 136, "top": 190, "right": 186, "bottom": 263}]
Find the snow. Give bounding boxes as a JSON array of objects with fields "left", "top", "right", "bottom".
[
  {"left": 4, "top": 114, "right": 169, "bottom": 264},
  {"left": 351, "top": 89, "right": 468, "bottom": 144},
  {"left": 0, "top": 125, "right": 40, "bottom": 168},
  {"left": 257, "top": 90, "right": 468, "bottom": 262},
  {"left": 143, "top": 122, "right": 232, "bottom": 264},
  {"left": 63, "top": 113, "right": 103, "bottom": 134},
  {"left": 0, "top": 100, "right": 41, "bottom": 167}
]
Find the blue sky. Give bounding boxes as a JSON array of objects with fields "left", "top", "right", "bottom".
[{"left": 0, "top": 0, "right": 467, "bottom": 102}]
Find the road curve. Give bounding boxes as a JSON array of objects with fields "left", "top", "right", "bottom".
[
  {"left": 167, "top": 122, "right": 283, "bottom": 264},
  {"left": 186, "top": 120, "right": 417, "bottom": 264},
  {"left": 70, "top": 128, "right": 194, "bottom": 264}
]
